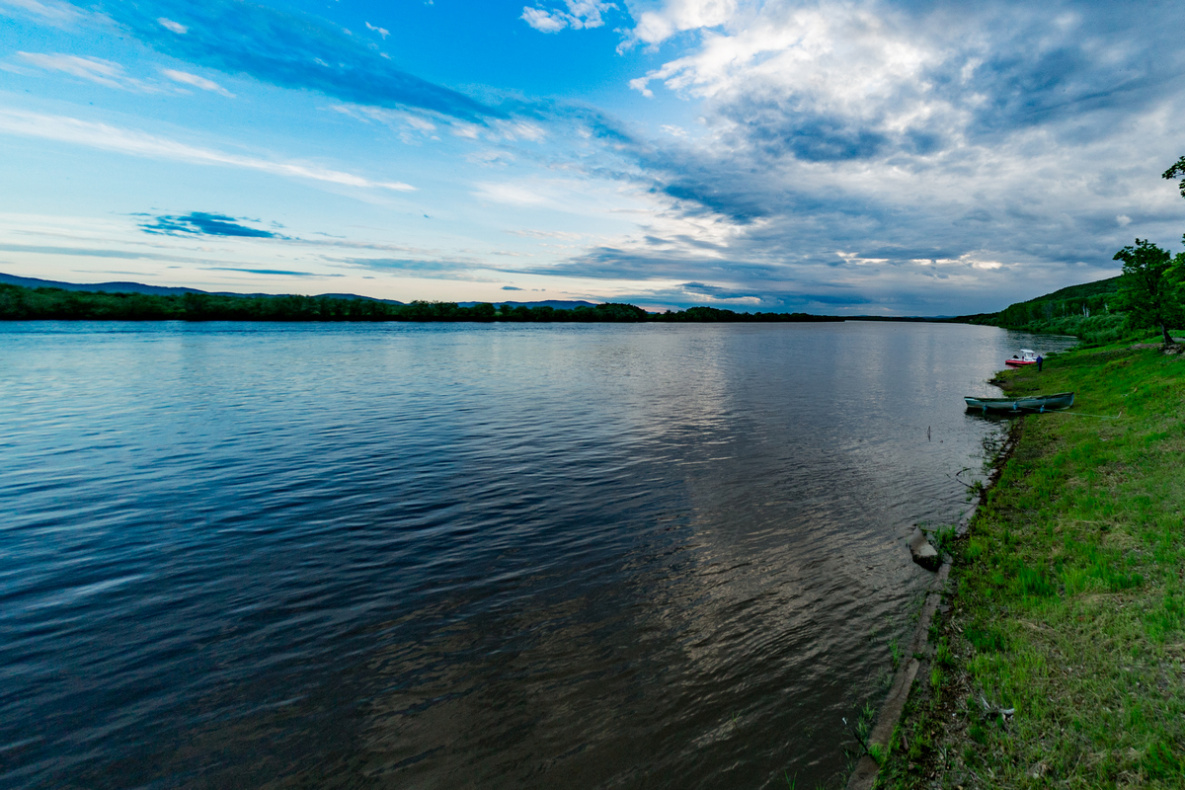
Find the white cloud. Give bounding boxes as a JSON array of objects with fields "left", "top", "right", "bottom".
[
  {"left": 365, "top": 21, "right": 389, "bottom": 39},
  {"left": 157, "top": 17, "right": 187, "bottom": 34},
  {"left": 508, "top": 228, "right": 587, "bottom": 240},
  {"left": 521, "top": 0, "right": 614, "bottom": 33},
  {"left": 332, "top": 103, "right": 438, "bottom": 133},
  {"left": 474, "top": 181, "right": 552, "bottom": 207},
  {"left": 16, "top": 52, "right": 159, "bottom": 92},
  {"left": 628, "top": 0, "right": 736, "bottom": 45},
  {"left": 472, "top": 177, "right": 648, "bottom": 222},
  {"left": 0, "top": 109, "right": 416, "bottom": 191},
  {"left": 334, "top": 97, "right": 542, "bottom": 147},
  {"left": 329, "top": 103, "right": 443, "bottom": 146},
  {"left": 18, "top": 53, "right": 235, "bottom": 98},
  {"left": 161, "top": 68, "right": 234, "bottom": 97},
  {"left": 491, "top": 119, "right": 547, "bottom": 142},
  {"left": 628, "top": 4, "right": 939, "bottom": 120},
  {"left": 522, "top": 7, "right": 567, "bottom": 32},
  {"left": 466, "top": 149, "right": 516, "bottom": 166},
  {"left": 0, "top": 0, "right": 79, "bottom": 23}
]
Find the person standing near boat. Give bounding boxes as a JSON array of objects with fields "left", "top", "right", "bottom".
[{"left": 1037, "top": 354, "right": 1044, "bottom": 372}]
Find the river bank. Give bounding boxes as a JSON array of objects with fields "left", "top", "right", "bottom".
[{"left": 876, "top": 341, "right": 1185, "bottom": 788}]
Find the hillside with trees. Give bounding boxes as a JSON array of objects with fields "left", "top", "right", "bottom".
[
  {"left": 956, "top": 276, "right": 1128, "bottom": 343},
  {"left": 0, "top": 282, "right": 842, "bottom": 324}
]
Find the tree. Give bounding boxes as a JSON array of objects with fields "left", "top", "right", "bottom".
[
  {"left": 1163, "top": 155, "right": 1185, "bottom": 199},
  {"left": 470, "top": 302, "right": 496, "bottom": 321},
  {"left": 1113, "top": 239, "right": 1182, "bottom": 345}
]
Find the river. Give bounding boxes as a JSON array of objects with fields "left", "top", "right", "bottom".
[{"left": 0, "top": 320, "right": 1074, "bottom": 789}]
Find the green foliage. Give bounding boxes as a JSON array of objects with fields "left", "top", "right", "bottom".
[
  {"left": 1143, "top": 740, "right": 1184, "bottom": 778},
  {"left": 927, "top": 524, "right": 958, "bottom": 557},
  {"left": 1113, "top": 238, "right": 1184, "bottom": 345},
  {"left": 959, "top": 276, "right": 1123, "bottom": 333},
  {"left": 0, "top": 283, "right": 845, "bottom": 324},
  {"left": 1164, "top": 154, "right": 1185, "bottom": 199},
  {"left": 964, "top": 622, "right": 1006, "bottom": 653},
  {"left": 934, "top": 638, "right": 955, "bottom": 669},
  {"left": 888, "top": 638, "right": 902, "bottom": 669},
  {"left": 1008, "top": 564, "right": 1056, "bottom": 598},
  {"left": 649, "top": 305, "right": 841, "bottom": 323},
  {"left": 847, "top": 701, "right": 876, "bottom": 756}
]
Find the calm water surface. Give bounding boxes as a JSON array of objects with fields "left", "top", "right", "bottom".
[{"left": 0, "top": 321, "right": 1073, "bottom": 789}]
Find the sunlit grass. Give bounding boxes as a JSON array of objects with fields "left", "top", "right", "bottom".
[{"left": 878, "top": 338, "right": 1185, "bottom": 788}]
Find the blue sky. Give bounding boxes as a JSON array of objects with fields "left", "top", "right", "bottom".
[{"left": 2, "top": 0, "right": 1184, "bottom": 314}]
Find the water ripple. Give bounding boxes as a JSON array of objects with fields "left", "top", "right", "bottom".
[{"left": 0, "top": 321, "right": 1074, "bottom": 789}]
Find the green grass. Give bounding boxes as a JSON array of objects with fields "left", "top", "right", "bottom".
[
  {"left": 877, "top": 339, "right": 1185, "bottom": 788},
  {"left": 889, "top": 638, "right": 902, "bottom": 670}
]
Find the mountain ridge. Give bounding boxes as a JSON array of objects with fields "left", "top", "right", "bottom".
[{"left": 0, "top": 272, "right": 601, "bottom": 310}]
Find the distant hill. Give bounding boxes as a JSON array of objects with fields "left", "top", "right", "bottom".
[
  {"left": 955, "top": 275, "right": 1126, "bottom": 344},
  {"left": 1010, "top": 276, "right": 1121, "bottom": 307},
  {"left": 0, "top": 272, "right": 211, "bottom": 296},
  {"left": 958, "top": 275, "right": 1121, "bottom": 326},
  {"left": 314, "top": 293, "right": 404, "bottom": 304},
  {"left": 0, "top": 272, "right": 614, "bottom": 310},
  {"left": 0, "top": 272, "right": 408, "bottom": 304},
  {"left": 458, "top": 299, "right": 598, "bottom": 310}
]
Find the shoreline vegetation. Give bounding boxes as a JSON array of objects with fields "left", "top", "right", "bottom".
[
  {"left": 957, "top": 276, "right": 1131, "bottom": 345},
  {"left": 0, "top": 282, "right": 848, "bottom": 323},
  {"left": 867, "top": 160, "right": 1185, "bottom": 789},
  {"left": 872, "top": 341, "right": 1185, "bottom": 788}
]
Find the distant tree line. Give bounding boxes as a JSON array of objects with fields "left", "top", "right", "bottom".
[{"left": 0, "top": 283, "right": 842, "bottom": 324}]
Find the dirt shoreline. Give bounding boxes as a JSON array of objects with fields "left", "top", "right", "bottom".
[{"left": 845, "top": 410, "right": 1026, "bottom": 790}]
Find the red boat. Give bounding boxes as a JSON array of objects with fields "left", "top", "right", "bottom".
[{"left": 1005, "top": 349, "right": 1039, "bottom": 367}]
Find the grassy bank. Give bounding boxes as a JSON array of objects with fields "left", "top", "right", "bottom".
[{"left": 877, "top": 341, "right": 1185, "bottom": 788}]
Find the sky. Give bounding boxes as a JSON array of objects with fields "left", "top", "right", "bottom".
[{"left": 2, "top": 0, "right": 1184, "bottom": 314}]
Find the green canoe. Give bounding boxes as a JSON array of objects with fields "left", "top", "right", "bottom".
[{"left": 964, "top": 392, "right": 1075, "bottom": 413}]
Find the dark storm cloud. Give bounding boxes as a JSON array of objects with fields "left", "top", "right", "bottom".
[
  {"left": 685, "top": 1, "right": 1185, "bottom": 171},
  {"left": 946, "top": 5, "right": 1185, "bottom": 142},
  {"left": 78, "top": 0, "right": 500, "bottom": 123},
  {"left": 680, "top": 281, "right": 762, "bottom": 300},
  {"left": 530, "top": 245, "right": 788, "bottom": 283},
  {"left": 725, "top": 100, "right": 891, "bottom": 162},
  {"left": 657, "top": 180, "right": 770, "bottom": 222},
  {"left": 857, "top": 246, "right": 963, "bottom": 262},
  {"left": 141, "top": 212, "right": 286, "bottom": 238}
]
